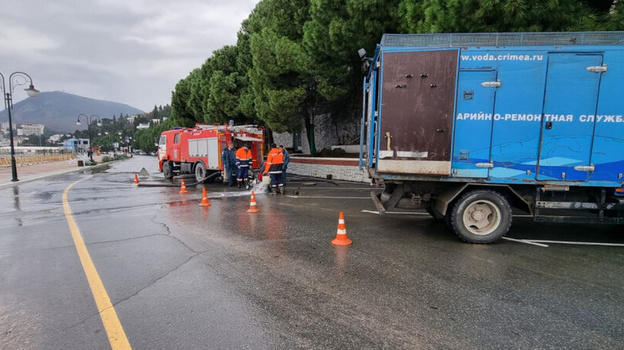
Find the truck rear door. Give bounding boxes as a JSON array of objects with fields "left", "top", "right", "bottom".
[
  {"left": 537, "top": 53, "right": 603, "bottom": 181},
  {"left": 377, "top": 49, "right": 458, "bottom": 175}
]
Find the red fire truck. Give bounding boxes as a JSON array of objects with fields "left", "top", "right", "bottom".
[{"left": 157, "top": 124, "right": 264, "bottom": 182}]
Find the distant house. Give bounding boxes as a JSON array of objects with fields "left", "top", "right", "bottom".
[
  {"left": 63, "top": 138, "right": 90, "bottom": 154},
  {"left": 48, "top": 134, "right": 64, "bottom": 143},
  {"left": 17, "top": 123, "right": 45, "bottom": 136},
  {"left": 1, "top": 122, "right": 16, "bottom": 133},
  {"left": 137, "top": 122, "right": 150, "bottom": 130}
]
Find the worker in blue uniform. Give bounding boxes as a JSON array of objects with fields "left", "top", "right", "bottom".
[{"left": 221, "top": 141, "right": 237, "bottom": 186}]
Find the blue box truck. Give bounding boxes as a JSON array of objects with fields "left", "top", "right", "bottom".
[{"left": 359, "top": 32, "right": 624, "bottom": 243}]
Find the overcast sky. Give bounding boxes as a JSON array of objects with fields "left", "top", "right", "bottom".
[{"left": 0, "top": 0, "right": 260, "bottom": 112}]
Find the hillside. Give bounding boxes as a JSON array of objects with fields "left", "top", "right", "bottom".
[{"left": 0, "top": 91, "right": 144, "bottom": 133}]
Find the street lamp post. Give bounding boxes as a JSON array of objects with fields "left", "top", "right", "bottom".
[
  {"left": 0, "top": 72, "right": 40, "bottom": 182},
  {"left": 76, "top": 114, "right": 101, "bottom": 162}
]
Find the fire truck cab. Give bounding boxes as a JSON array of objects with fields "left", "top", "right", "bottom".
[{"left": 158, "top": 124, "right": 264, "bottom": 182}]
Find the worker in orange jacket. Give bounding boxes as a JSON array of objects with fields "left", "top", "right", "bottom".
[
  {"left": 235, "top": 144, "right": 253, "bottom": 189},
  {"left": 264, "top": 143, "right": 284, "bottom": 193}
]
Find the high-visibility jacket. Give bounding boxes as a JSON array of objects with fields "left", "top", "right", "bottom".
[
  {"left": 264, "top": 148, "right": 284, "bottom": 174},
  {"left": 235, "top": 148, "right": 252, "bottom": 168}
]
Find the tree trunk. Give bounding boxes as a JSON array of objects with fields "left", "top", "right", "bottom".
[{"left": 304, "top": 114, "right": 316, "bottom": 156}]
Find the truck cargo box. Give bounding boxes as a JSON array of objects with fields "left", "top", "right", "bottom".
[
  {"left": 362, "top": 32, "right": 624, "bottom": 187},
  {"left": 360, "top": 32, "right": 624, "bottom": 243}
]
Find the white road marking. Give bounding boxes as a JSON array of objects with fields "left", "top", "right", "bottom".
[
  {"left": 287, "top": 195, "right": 370, "bottom": 199},
  {"left": 359, "top": 210, "right": 621, "bottom": 248},
  {"left": 502, "top": 237, "right": 549, "bottom": 247},
  {"left": 360, "top": 210, "right": 430, "bottom": 216},
  {"left": 300, "top": 187, "right": 378, "bottom": 190},
  {"left": 527, "top": 240, "right": 624, "bottom": 247}
]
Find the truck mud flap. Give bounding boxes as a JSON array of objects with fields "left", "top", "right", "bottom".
[{"left": 370, "top": 191, "right": 386, "bottom": 215}]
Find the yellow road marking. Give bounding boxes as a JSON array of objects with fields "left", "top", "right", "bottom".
[{"left": 63, "top": 179, "right": 132, "bottom": 349}]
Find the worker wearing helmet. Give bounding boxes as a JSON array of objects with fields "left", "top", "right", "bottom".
[
  {"left": 264, "top": 143, "right": 284, "bottom": 193},
  {"left": 235, "top": 144, "right": 253, "bottom": 188}
]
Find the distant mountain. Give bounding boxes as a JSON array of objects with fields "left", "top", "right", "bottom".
[{"left": 0, "top": 91, "right": 144, "bottom": 133}]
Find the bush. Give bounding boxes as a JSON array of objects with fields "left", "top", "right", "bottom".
[{"left": 101, "top": 154, "right": 129, "bottom": 163}]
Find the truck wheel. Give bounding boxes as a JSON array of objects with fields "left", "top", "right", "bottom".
[
  {"left": 195, "top": 162, "right": 206, "bottom": 182},
  {"left": 449, "top": 190, "right": 511, "bottom": 243},
  {"left": 163, "top": 161, "right": 173, "bottom": 179}
]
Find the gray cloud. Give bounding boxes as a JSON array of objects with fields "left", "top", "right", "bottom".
[{"left": 0, "top": 0, "right": 260, "bottom": 112}]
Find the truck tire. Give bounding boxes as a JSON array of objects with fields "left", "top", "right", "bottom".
[
  {"left": 194, "top": 162, "right": 206, "bottom": 182},
  {"left": 163, "top": 161, "right": 173, "bottom": 179},
  {"left": 449, "top": 189, "right": 511, "bottom": 243}
]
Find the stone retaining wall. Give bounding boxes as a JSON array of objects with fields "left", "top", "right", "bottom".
[{"left": 287, "top": 157, "right": 369, "bottom": 183}]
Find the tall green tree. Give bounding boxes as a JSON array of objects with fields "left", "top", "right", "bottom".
[
  {"left": 399, "top": 0, "right": 598, "bottom": 33},
  {"left": 235, "top": 24, "right": 257, "bottom": 119},
  {"left": 187, "top": 67, "right": 210, "bottom": 122},
  {"left": 603, "top": 1, "right": 624, "bottom": 30},
  {"left": 247, "top": 0, "right": 321, "bottom": 153},
  {"left": 171, "top": 72, "right": 200, "bottom": 126},
  {"left": 303, "top": 0, "right": 402, "bottom": 133},
  {"left": 204, "top": 45, "right": 249, "bottom": 124}
]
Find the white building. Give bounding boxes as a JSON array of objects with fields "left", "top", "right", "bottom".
[
  {"left": 17, "top": 124, "right": 45, "bottom": 136},
  {"left": 48, "top": 134, "right": 64, "bottom": 143},
  {"left": 63, "top": 138, "right": 90, "bottom": 154},
  {"left": 1, "top": 122, "right": 16, "bottom": 132}
]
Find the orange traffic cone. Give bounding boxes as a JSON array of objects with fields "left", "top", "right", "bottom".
[
  {"left": 331, "top": 212, "right": 352, "bottom": 246},
  {"left": 179, "top": 179, "right": 189, "bottom": 194},
  {"left": 133, "top": 173, "right": 139, "bottom": 185},
  {"left": 199, "top": 187, "right": 211, "bottom": 207},
  {"left": 247, "top": 191, "right": 260, "bottom": 213}
]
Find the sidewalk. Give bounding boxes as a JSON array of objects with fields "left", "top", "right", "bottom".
[{"left": 0, "top": 155, "right": 104, "bottom": 189}]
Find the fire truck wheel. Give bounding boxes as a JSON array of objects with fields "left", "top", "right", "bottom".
[
  {"left": 194, "top": 162, "right": 206, "bottom": 182},
  {"left": 163, "top": 161, "right": 173, "bottom": 179},
  {"left": 449, "top": 189, "right": 512, "bottom": 244}
]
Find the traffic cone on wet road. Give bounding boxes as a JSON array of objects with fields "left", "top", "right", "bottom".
[
  {"left": 179, "top": 179, "right": 189, "bottom": 194},
  {"left": 199, "top": 187, "right": 211, "bottom": 207},
  {"left": 133, "top": 173, "right": 139, "bottom": 185},
  {"left": 247, "top": 191, "right": 260, "bottom": 213},
  {"left": 331, "top": 212, "right": 352, "bottom": 246}
]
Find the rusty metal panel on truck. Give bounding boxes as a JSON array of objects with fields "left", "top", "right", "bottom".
[{"left": 377, "top": 50, "right": 458, "bottom": 175}]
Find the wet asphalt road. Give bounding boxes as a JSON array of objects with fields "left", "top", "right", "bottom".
[{"left": 1, "top": 156, "right": 623, "bottom": 349}]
